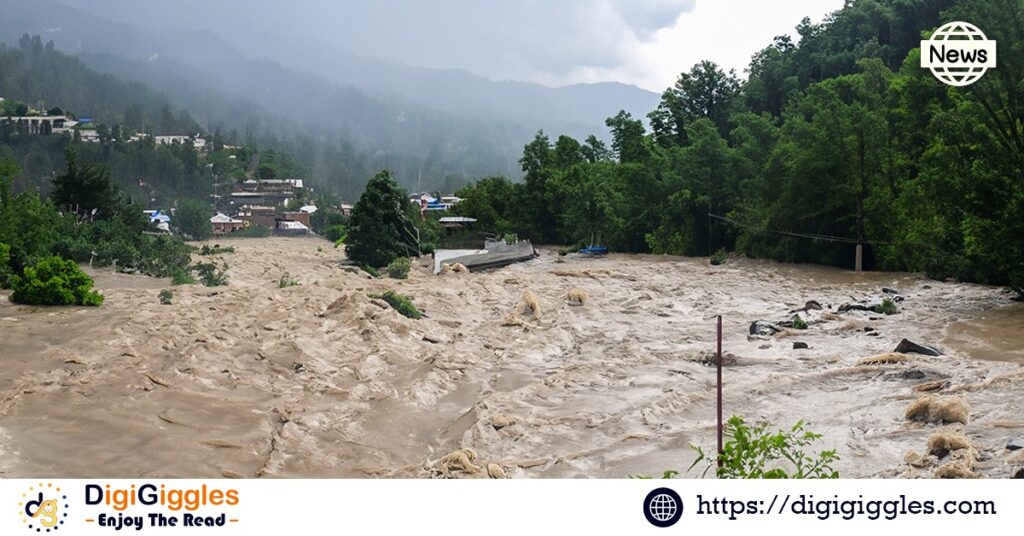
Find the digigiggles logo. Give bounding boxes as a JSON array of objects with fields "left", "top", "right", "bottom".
[{"left": 18, "top": 483, "right": 69, "bottom": 533}]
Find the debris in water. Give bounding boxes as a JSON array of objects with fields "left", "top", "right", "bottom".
[
  {"left": 565, "top": 287, "right": 588, "bottom": 306},
  {"left": 491, "top": 413, "right": 514, "bottom": 430},
  {"left": 905, "top": 395, "right": 970, "bottom": 425},
  {"left": 487, "top": 463, "right": 506, "bottom": 479},
  {"left": 857, "top": 352, "right": 917, "bottom": 366},
  {"left": 516, "top": 290, "right": 542, "bottom": 320}
]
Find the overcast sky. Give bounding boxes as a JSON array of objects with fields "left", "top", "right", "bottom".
[{"left": 63, "top": 0, "right": 845, "bottom": 91}]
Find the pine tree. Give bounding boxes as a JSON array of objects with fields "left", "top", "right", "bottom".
[{"left": 345, "top": 170, "right": 419, "bottom": 267}]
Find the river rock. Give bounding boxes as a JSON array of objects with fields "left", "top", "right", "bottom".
[
  {"left": 882, "top": 287, "right": 899, "bottom": 295},
  {"left": 793, "top": 342, "right": 809, "bottom": 350},
  {"left": 749, "top": 320, "right": 781, "bottom": 336},
  {"left": 1007, "top": 436, "right": 1024, "bottom": 451},
  {"left": 838, "top": 298, "right": 884, "bottom": 312},
  {"left": 790, "top": 300, "right": 822, "bottom": 313},
  {"left": 894, "top": 338, "right": 943, "bottom": 356}
]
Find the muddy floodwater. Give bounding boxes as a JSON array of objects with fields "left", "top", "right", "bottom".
[{"left": 1, "top": 237, "right": 1022, "bottom": 478}]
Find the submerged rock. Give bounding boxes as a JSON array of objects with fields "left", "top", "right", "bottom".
[
  {"left": 1007, "top": 436, "right": 1024, "bottom": 451},
  {"left": 894, "top": 338, "right": 943, "bottom": 356},
  {"left": 793, "top": 342, "right": 809, "bottom": 349},
  {"left": 749, "top": 320, "right": 781, "bottom": 336}
]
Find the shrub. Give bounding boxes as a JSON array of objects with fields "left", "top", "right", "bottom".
[
  {"left": 688, "top": 416, "right": 839, "bottom": 479},
  {"left": 158, "top": 289, "right": 173, "bottom": 305},
  {"left": 387, "top": 257, "right": 411, "bottom": 279},
  {"left": 325, "top": 224, "right": 347, "bottom": 243},
  {"left": 10, "top": 256, "right": 104, "bottom": 306},
  {"left": 277, "top": 272, "right": 299, "bottom": 288},
  {"left": 873, "top": 297, "right": 898, "bottom": 315},
  {"left": 359, "top": 264, "right": 380, "bottom": 278},
  {"left": 0, "top": 242, "right": 12, "bottom": 289},
  {"left": 792, "top": 315, "right": 808, "bottom": 330},
  {"left": 503, "top": 233, "right": 519, "bottom": 245},
  {"left": 370, "top": 290, "right": 422, "bottom": 319},
  {"left": 710, "top": 247, "right": 728, "bottom": 266},
  {"left": 170, "top": 268, "right": 196, "bottom": 285},
  {"left": 199, "top": 244, "right": 235, "bottom": 256},
  {"left": 193, "top": 262, "right": 228, "bottom": 287}
]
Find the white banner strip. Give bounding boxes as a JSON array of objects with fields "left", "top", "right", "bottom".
[{"left": 3, "top": 479, "right": 1021, "bottom": 535}]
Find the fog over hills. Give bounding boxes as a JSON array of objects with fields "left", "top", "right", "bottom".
[{"left": 0, "top": 0, "right": 661, "bottom": 192}]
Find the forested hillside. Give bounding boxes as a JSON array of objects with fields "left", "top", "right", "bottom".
[{"left": 454, "top": 0, "right": 1024, "bottom": 292}]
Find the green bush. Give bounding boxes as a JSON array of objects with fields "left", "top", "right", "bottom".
[
  {"left": 0, "top": 242, "right": 12, "bottom": 289},
  {"left": 370, "top": 290, "right": 422, "bottom": 319},
  {"left": 387, "top": 257, "right": 411, "bottom": 279},
  {"left": 688, "top": 416, "right": 839, "bottom": 479},
  {"left": 503, "top": 233, "right": 519, "bottom": 245},
  {"left": 158, "top": 289, "right": 173, "bottom": 305},
  {"left": 170, "top": 268, "right": 196, "bottom": 285},
  {"left": 360, "top": 264, "right": 380, "bottom": 278},
  {"left": 792, "top": 315, "right": 808, "bottom": 330},
  {"left": 192, "top": 262, "right": 228, "bottom": 287},
  {"left": 325, "top": 224, "right": 347, "bottom": 243},
  {"left": 10, "top": 256, "right": 104, "bottom": 306},
  {"left": 873, "top": 298, "right": 898, "bottom": 315},
  {"left": 710, "top": 247, "right": 728, "bottom": 266},
  {"left": 199, "top": 244, "right": 235, "bottom": 255},
  {"left": 277, "top": 272, "right": 299, "bottom": 288}
]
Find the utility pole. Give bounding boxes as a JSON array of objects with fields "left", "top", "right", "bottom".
[{"left": 716, "top": 315, "right": 723, "bottom": 467}]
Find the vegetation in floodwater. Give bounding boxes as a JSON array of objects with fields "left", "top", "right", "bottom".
[
  {"left": 158, "top": 289, "right": 173, "bottom": 305},
  {"left": 387, "top": 257, "right": 411, "bottom": 279},
  {"left": 710, "top": 247, "right": 728, "bottom": 266},
  {"left": 687, "top": 416, "right": 839, "bottom": 479},
  {"left": 192, "top": 262, "right": 228, "bottom": 287},
  {"left": 370, "top": 290, "right": 422, "bottom": 319},
  {"left": 199, "top": 244, "right": 235, "bottom": 256},
  {"left": 9, "top": 256, "right": 104, "bottom": 306},
  {"left": 277, "top": 272, "right": 299, "bottom": 288},
  {"left": 873, "top": 298, "right": 898, "bottom": 315},
  {"left": 792, "top": 315, "right": 808, "bottom": 330}
]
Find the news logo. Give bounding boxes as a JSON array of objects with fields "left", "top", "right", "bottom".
[
  {"left": 920, "top": 21, "right": 996, "bottom": 86},
  {"left": 18, "top": 483, "right": 69, "bottom": 533},
  {"left": 643, "top": 487, "right": 683, "bottom": 528}
]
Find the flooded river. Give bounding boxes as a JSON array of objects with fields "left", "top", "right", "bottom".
[{"left": 1, "top": 237, "right": 1021, "bottom": 478}]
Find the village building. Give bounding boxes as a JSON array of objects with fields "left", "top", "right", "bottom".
[{"left": 210, "top": 213, "right": 244, "bottom": 234}]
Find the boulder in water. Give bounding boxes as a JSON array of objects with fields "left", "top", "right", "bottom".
[
  {"left": 1007, "top": 436, "right": 1024, "bottom": 451},
  {"left": 793, "top": 342, "right": 809, "bottom": 350},
  {"left": 749, "top": 320, "right": 780, "bottom": 336},
  {"left": 894, "top": 338, "right": 943, "bottom": 356}
]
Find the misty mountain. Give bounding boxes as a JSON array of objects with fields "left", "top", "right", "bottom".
[
  {"left": 0, "top": 0, "right": 661, "bottom": 196},
  {"left": 47, "top": 0, "right": 661, "bottom": 130}
]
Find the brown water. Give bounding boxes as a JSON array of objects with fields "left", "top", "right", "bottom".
[{"left": 0, "top": 237, "right": 1021, "bottom": 478}]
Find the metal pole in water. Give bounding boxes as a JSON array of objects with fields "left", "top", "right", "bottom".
[{"left": 716, "top": 314, "right": 723, "bottom": 468}]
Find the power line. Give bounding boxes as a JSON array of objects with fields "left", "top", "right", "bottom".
[{"left": 707, "top": 213, "right": 932, "bottom": 248}]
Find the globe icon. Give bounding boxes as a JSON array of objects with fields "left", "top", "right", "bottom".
[
  {"left": 926, "top": 22, "right": 991, "bottom": 86},
  {"left": 648, "top": 493, "right": 678, "bottom": 522}
]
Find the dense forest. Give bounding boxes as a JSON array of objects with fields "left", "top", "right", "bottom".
[{"left": 453, "top": 0, "right": 1023, "bottom": 293}]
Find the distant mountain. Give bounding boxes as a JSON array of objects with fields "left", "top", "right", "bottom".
[
  {"left": 0, "top": 0, "right": 661, "bottom": 195},
  {"left": 44, "top": 0, "right": 661, "bottom": 132}
]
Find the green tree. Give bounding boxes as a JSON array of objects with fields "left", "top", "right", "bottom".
[
  {"left": 174, "top": 199, "right": 213, "bottom": 241},
  {"left": 345, "top": 170, "right": 419, "bottom": 267},
  {"left": 50, "top": 145, "right": 120, "bottom": 219}
]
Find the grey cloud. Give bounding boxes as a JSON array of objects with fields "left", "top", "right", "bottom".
[{"left": 56, "top": 0, "right": 696, "bottom": 82}]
